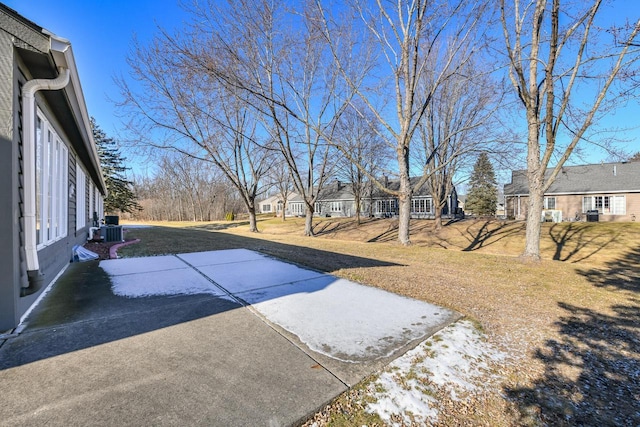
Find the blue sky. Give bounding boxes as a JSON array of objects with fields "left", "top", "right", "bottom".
[
  {"left": 3, "top": 0, "right": 189, "bottom": 141},
  {"left": 4, "top": 0, "right": 640, "bottom": 178}
]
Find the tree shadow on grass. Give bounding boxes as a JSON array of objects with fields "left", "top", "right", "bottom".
[
  {"left": 460, "top": 220, "right": 525, "bottom": 251},
  {"left": 187, "top": 221, "right": 250, "bottom": 231},
  {"left": 365, "top": 220, "right": 432, "bottom": 243},
  {"left": 312, "top": 217, "right": 379, "bottom": 236},
  {"left": 548, "top": 223, "right": 621, "bottom": 263},
  {"left": 506, "top": 246, "right": 640, "bottom": 426},
  {"left": 113, "top": 225, "right": 404, "bottom": 274}
]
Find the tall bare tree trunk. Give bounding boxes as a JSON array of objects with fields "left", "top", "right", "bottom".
[
  {"left": 433, "top": 201, "right": 443, "bottom": 230},
  {"left": 523, "top": 188, "right": 543, "bottom": 260},
  {"left": 304, "top": 209, "right": 314, "bottom": 237},
  {"left": 398, "top": 151, "right": 412, "bottom": 245},
  {"left": 523, "top": 133, "right": 544, "bottom": 259},
  {"left": 248, "top": 205, "right": 258, "bottom": 233}
]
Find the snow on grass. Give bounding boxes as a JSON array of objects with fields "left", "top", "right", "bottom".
[{"left": 366, "top": 319, "right": 507, "bottom": 426}]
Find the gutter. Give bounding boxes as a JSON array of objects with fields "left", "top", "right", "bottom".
[
  {"left": 44, "top": 30, "right": 107, "bottom": 195},
  {"left": 21, "top": 66, "right": 71, "bottom": 296}
]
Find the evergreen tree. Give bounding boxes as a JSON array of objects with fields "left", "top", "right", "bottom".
[
  {"left": 465, "top": 153, "right": 497, "bottom": 216},
  {"left": 91, "top": 118, "right": 142, "bottom": 214}
]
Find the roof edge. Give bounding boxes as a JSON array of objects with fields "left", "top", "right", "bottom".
[{"left": 44, "top": 30, "right": 107, "bottom": 194}]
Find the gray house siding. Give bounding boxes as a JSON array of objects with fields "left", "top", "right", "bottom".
[
  {"left": 0, "top": 5, "right": 106, "bottom": 331},
  {"left": 277, "top": 180, "right": 459, "bottom": 220},
  {"left": 0, "top": 28, "right": 19, "bottom": 330}
]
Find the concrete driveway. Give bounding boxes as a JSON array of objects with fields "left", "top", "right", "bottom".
[{"left": 0, "top": 249, "right": 459, "bottom": 426}]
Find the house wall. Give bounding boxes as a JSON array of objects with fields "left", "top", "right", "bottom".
[
  {"left": 15, "top": 92, "right": 97, "bottom": 320},
  {"left": 314, "top": 200, "right": 358, "bottom": 217},
  {"left": 506, "top": 193, "right": 640, "bottom": 222},
  {"left": 0, "top": 29, "right": 19, "bottom": 331},
  {"left": 0, "top": 11, "right": 103, "bottom": 329},
  {"left": 627, "top": 194, "right": 640, "bottom": 222}
]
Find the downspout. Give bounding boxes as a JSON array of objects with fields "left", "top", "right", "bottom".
[{"left": 21, "top": 66, "right": 71, "bottom": 297}]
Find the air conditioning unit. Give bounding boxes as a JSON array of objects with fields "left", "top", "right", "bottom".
[{"left": 100, "top": 225, "right": 123, "bottom": 242}]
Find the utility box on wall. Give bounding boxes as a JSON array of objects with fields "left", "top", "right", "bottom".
[{"left": 100, "top": 226, "right": 123, "bottom": 242}]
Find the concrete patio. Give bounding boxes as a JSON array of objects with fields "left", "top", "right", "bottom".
[{"left": 0, "top": 249, "right": 460, "bottom": 426}]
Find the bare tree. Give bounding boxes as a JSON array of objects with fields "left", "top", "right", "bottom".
[
  {"left": 118, "top": 27, "right": 273, "bottom": 232},
  {"left": 319, "top": 0, "right": 491, "bottom": 245},
  {"left": 171, "top": 0, "right": 349, "bottom": 236},
  {"left": 132, "top": 155, "right": 238, "bottom": 222},
  {"left": 500, "top": 0, "right": 640, "bottom": 260},
  {"left": 416, "top": 56, "right": 501, "bottom": 229},
  {"left": 265, "top": 160, "right": 295, "bottom": 221},
  {"left": 334, "top": 104, "right": 391, "bottom": 224}
]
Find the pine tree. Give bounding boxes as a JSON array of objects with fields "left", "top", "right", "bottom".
[
  {"left": 465, "top": 153, "right": 497, "bottom": 216},
  {"left": 92, "top": 118, "right": 142, "bottom": 214}
]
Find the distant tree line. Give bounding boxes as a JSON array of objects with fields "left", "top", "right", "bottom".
[{"left": 128, "top": 154, "right": 244, "bottom": 222}]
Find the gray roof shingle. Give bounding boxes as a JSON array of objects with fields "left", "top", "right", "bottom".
[{"left": 504, "top": 162, "right": 640, "bottom": 195}]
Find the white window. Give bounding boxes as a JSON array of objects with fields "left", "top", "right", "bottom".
[
  {"left": 376, "top": 199, "right": 398, "bottom": 215},
  {"left": 544, "top": 197, "right": 556, "bottom": 209},
  {"left": 35, "top": 112, "right": 69, "bottom": 247},
  {"left": 290, "top": 202, "right": 303, "bottom": 215},
  {"left": 97, "top": 187, "right": 104, "bottom": 225},
  {"left": 331, "top": 201, "right": 342, "bottom": 212},
  {"left": 411, "top": 198, "right": 433, "bottom": 213},
  {"left": 263, "top": 203, "right": 271, "bottom": 213},
  {"left": 89, "top": 182, "right": 94, "bottom": 223},
  {"left": 582, "top": 195, "right": 626, "bottom": 215},
  {"left": 76, "top": 164, "right": 87, "bottom": 230}
]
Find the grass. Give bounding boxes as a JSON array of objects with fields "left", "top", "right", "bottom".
[{"left": 118, "top": 217, "right": 640, "bottom": 426}]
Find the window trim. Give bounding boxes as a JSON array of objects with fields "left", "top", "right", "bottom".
[
  {"left": 411, "top": 197, "right": 433, "bottom": 214},
  {"left": 35, "top": 111, "right": 69, "bottom": 248},
  {"left": 76, "top": 163, "right": 87, "bottom": 230},
  {"left": 544, "top": 196, "right": 556, "bottom": 210},
  {"left": 582, "top": 195, "right": 626, "bottom": 215}
]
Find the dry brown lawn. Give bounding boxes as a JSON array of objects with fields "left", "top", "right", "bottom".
[{"left": 120, "top": 217, "right": 640, "bottom": 426}]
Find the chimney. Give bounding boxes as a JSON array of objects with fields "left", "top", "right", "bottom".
[
  {"left": 383, "top": 175, "right": 389, "bottom": 188},
  {"left": 336, "top": 180, "right": 342, "bottom": 191}
]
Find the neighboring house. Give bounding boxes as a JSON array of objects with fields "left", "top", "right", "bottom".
[
  {"left": 504, "top": 162, "right": 640, "bottom": 222},
  {"left": 0, "top": 5, "right": 106, "bottom": 331},
  {"left": 273, "top": 178, "right": 460, "bottom": 219},
  {"left": 258, "top": 191, "right": 299, "bottom": 217},
  {"left": 313, "top": 180, "right": 360, "bottom": 217}
]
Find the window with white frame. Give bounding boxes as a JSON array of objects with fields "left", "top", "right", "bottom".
[
  {"left": 582, "top": 195, "right": 626, "bottom": 215},
  {"left": 35, "top": 112, "right": 69, "bottom": 247},
  {"left": 290, "top": 202, "right": 303, "bottom": 215},
  {"left": 263, "top": 203, "right": 271, "bottom": 212},
  {"left": 330, "top": 201, "right": 342, "bottom": 212},
  {"left": 544, "top": 197, "right": 556, "bottom": 209},
  {"left": 376, "top": 199, "right": 398, "bottom": 215},
  {"left": 76, "top": 163, "right": 86, "bottom": 230},
  {"left": 89, "top": 182, "right": 94, "bottom": 223},
  {"left": 411, "top": 198, "right": 433, "bottom": 213}
]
